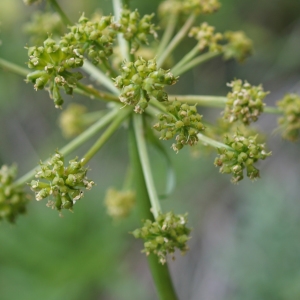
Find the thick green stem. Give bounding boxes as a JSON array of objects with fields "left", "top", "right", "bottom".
[
  {"left": 173, "top": 51, "right": 221, "bottom": 76},
  {"left": 14, "top": 108, "right": 120, "bottom": 187},
  {"left": 82, "top": 107, "right": 131, "bottom": 166},
  {"left": 157, "top": 14, "right": 195, "bottom": 68},
  {"left": 171, "top": 44, "right": 199, "bottom": 75},
  {"left": 49, "top": 0, "right": 72, "bottom": 26},
  {"left": 156, "top": 16, "right": 178, "bottom": 58},
  {"left": 133, "top": 114, "right": 161, "bottom": 219},
  {"left": 129, "top": 120, "right": 178, "bottom": 300}
]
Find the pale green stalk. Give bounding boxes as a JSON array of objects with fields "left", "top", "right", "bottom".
[
  {"left": 171, "top": 44, "right": 199, "bottom": 75},
  {"left": 173, "top": 51, "right": 221, "bottom": 76},
  {"left": 157, "top": 14, "right": 195, "bottom": 68},
  {"left": 169, "top": 95, "right": 227, "bottom": 107},
  {"left": 14, "top": 108, "right": 120, "bottom": 187},
  {"left": 49, "top": 0, "right": 72, "bottom": 26},
  {"left": 133, "top": 114, "right": 161, "bottom": 219},
  {"left": 82, "top": 108, "right": 131, "bottom": 165},
  {"left": 82, "top": 60, "right": 119, "bottom": 95},
  {"left": 197, "top": 133, "right": 234, "bottom": 151},
  {"left": 0, "top": 58, "right": 29, "bottom": 77},
  {"left": 113, "top": 0, "right": 129, "bottom": 61},
  {"left": 156, "top": 16, "right": 178, "bottom": 58}
]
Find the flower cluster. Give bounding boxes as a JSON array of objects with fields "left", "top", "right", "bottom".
[
  {"left": 223, "top": 31, "right": 253, "bottom": 63},
  {"left": 214, "top": 132, "right": 271, "bottom": 183},
  {"left": 104, "top": 188, "right": 135, "bottom": 220},
  {"left": 63, "top": 14, "right": 116, "bottom": 65},
  {"left": 114, "top": 57, "right": 178, "bottom": 113},
  {"left": 223, "top": 79, "right": 268, "bottom": 125},
  {"left": 132, "top": 212, "right": 191, "bottom": 264},
  {"left": 30, "top": 152, "right": 94, "bottom": 211},
  {"left": 159, "top": 0, "right": 221, "bottom": 16},
  {"left": 153, "top": 101, "right": 205, "bottom": 152},
  {"left": 189, "top": 23, "right": 223, "bottom": 52},
  {"left": 0, "top": 165, "right": 29, "bottom": 223},
  {"left": 117, "top": 8, "right": 158, "bottom": 54},
  {"left": 277, "top": 93, "right": 300, "bottom": 141},
  {"left": 26, "top": 37, "right": 84, "bottom": 108}
]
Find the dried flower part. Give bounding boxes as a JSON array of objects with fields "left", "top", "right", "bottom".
[
  {"left": 189, "top": 23, "right": 223, "bottom": 52},
  {"left": 214, "top": 131, "right": 271, "bottom": 183},
  {"left": 277, "top": 93, "right": 300, "bottom": 141},
  {"left": 159, "top": 0, "right": 221, "bottom": 17},
  {"left": 24, "top": 12, "right": 64, "bottom": 45},
  {"left": 153, "top": 101, "right": 205, "bottom": 152},
  {"left": 117, "top": 9, "right": 158, "bottom": 54},
  {"left": 114, "top": 57, "right": 178, "bottom": 113},
  {"left": 30, "top": 152, "right": 94, "bottom": 211},
  {"left": 223, "top": 31, "right": 253, "bottom": 63},
  {"left": 223, "top": 79, "right": 269, "bottom": 125},
  {"left": 26, "top": 37, "right": 84, "bottom": 108},
  {"left": 59, "top": 103, "right": 87, "bottom": 138},
  {"left": 104, "top": 188, "right": 135, "bottom": 219},
  {"left": 62, "top": 14, "right": 116, "bottom": 65},
  {"left": 132, "top": 212, "right": 191, "bottom": 264},
  {"left": 0, "top": 165, "right": 30, "bottom": 223}
]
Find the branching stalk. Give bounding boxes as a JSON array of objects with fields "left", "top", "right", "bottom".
[
  {"left": 157, "top": 14, "right": 196, "bottom": 68},
  {"left": 133, "top": 114, "right": 162, "bottom": 219},
  {"left": 14, "top": 108, "right": 121, "bottom": 187},
  {"left": 82, "top": 107, "right": 131, "bottom": 165},
  {"left": 48, "top": 0, "right": 73, "bottom": 26},
  {"left": 197, "top": 133, "right": 234, "bottom": 151}
]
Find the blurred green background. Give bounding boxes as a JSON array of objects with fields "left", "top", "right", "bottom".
[{"left": 1, "top": 0, "right": 300, "bottom": 299}]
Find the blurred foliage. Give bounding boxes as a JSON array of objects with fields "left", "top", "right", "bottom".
[{"left": 1, "top": 0, "right": 300, "bottom": 299}]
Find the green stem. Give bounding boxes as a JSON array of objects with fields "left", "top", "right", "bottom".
[
  {"left": 156, "top": 15, "right": 178, "bottom": 58},
  {"left": 264, "top": 106, "right": 281, "bottom": 114},
  {"left": 169, "top": 95, "right": 227, "bottom": 108},
  {"left": 173, "top": 51, "right": 221, "bottom": 76},
  {"left": 0, "top": 58, "right": 29, "bottom": 77},
  {"left": 197, "top": 133, "right": 234, "bottom": 151},
  {"left": 76, "top": 82, "right": 120, "bottom": 103},
  {"left": 82, "top": 107, "right": 131, "bottom": 166},
  {"left": 129, "top": 120, "right": 178, "bottom": 300},
  {"left": 157, "top": 14, "right": 195, "bottom": 68},
  {"left": 49, "top": 0, "right": 72, "bottom": 26},
  {"left": 171, "top": 44, "right": 199, "bottom": 75},
  {"left": 14, "top": 108, "right": 120, "bottom": 187},
  {"left": 82, "top": 60, "right": 119, "bottom": 95},
  {"left": 113, "top": 0, "right": 129, "bottom": 61},
  {"left": 133, "top": 114, "right": 161, "bottom": 219}
]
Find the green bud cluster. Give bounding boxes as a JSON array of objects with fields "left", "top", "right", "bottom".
[
  {"left": 0, "top": 165, "right": 30, "bottom": 223},
  {"left": 223, "top": 31, "right": 253, "bottom": 63},
  {"left": 114, "top": 57, "right": 178, "bottom": 113},
  {"left": 30, "top": 152, "right": 94, "bottom": 211},
  {"left": 59, "top": 103, "right": 87, "bottom": 138},
  {"left": 24, "top": 12, "right": 64, "bottom": 46},
  {"left": 132, "top": 212, "right": 191, "bottom": 264},
  {"left": 223, "top": 79, "right": 269, "bottom": 125},
  {"left": 104, "top": 188, "right": 135, "bottom": 220},
  {"left": 153, "top": 101, "right": 205, "bottom": 152},
  {"left": 159, "top": 0, "right": 221, "bottom": 17},
  {"left": 62, "top": 14, "right": 116, "bottom": 65},
  {"left": 214, "top": 132, "right": 271, "bottom": 183},
  {"left": 117, "top": 9, "right": 158, "bottom": 54},
  {"left": 189, "top": 22, "right": 223, "bottom": 52},
  {"left": 26, "top": 37, "right": 84, "bottom": 108},
  {"left": 277, "top": 93, "right": 300, "bottom": 141}
]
